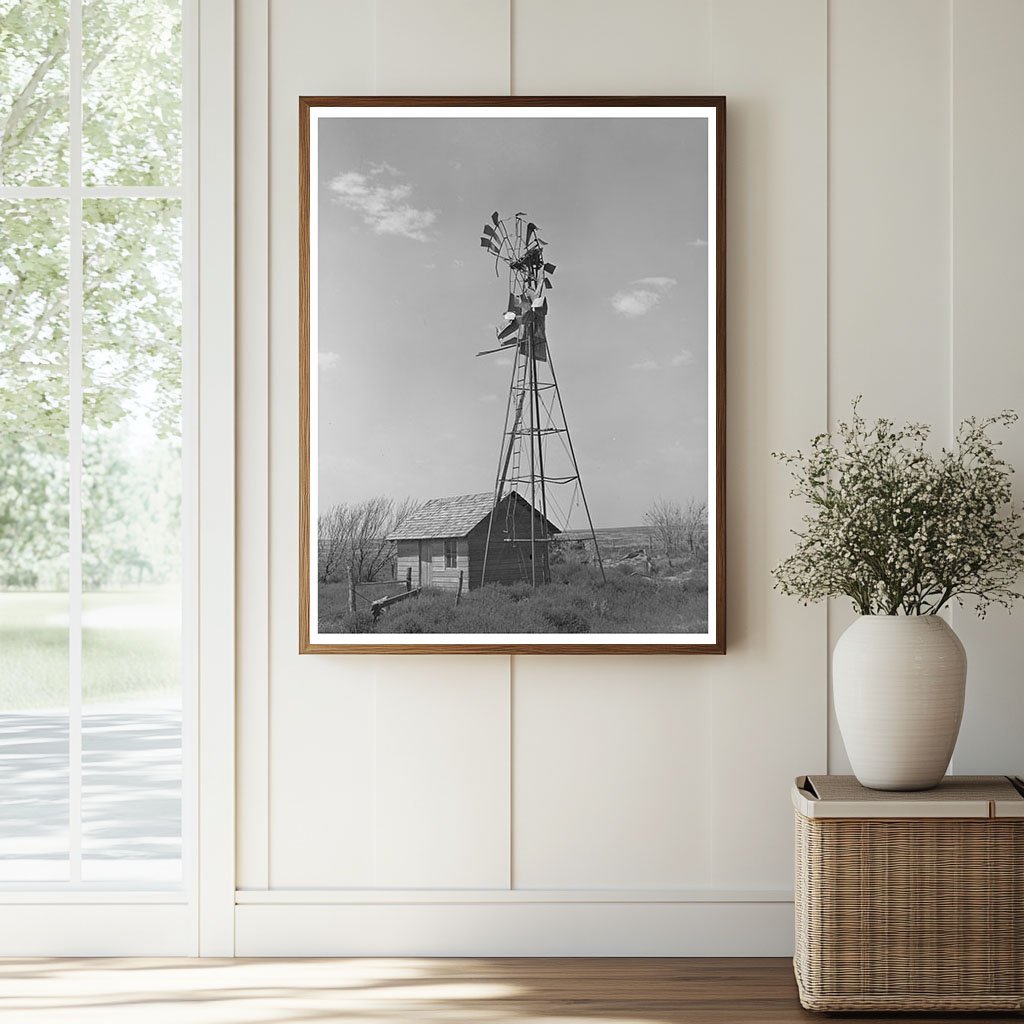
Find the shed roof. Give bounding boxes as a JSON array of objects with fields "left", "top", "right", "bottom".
[{"left": 387, "top": 491, "right": 559, "bottom": 541}]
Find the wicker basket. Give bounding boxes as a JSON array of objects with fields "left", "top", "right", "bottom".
[{"left": 793, "top": 775, "right": 1024, "bottom": 1012}]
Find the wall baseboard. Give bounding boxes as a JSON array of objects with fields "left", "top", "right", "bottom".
[
  {"left": 235, "top": 887, "right": 792, "bottom": 904},
  {"left": 0, "top": 904, "right": 196, "bottom": 956},
  {"left": 235, "top": 900, "right": 794, "bottom": 956}
]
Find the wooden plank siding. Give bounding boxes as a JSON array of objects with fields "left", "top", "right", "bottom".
[
  {"left": 395, "top": 540, "right": 420, "bottom": 589},
  {"left": 427, "top": 537, "right": 470, "bottom": 593},
  {"left": 467, "top": 501, "right": 554, "bottom": 589},
  {"left": 397, "top": 538, "right": 468, "bottom": 592},
  {"left": 395, "top": 496, "right": 557, "bottom": 592}
]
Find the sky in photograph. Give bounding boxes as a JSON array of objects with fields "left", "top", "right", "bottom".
[{"left": 316, "top": 113, "right": 709, "bottom": 529}]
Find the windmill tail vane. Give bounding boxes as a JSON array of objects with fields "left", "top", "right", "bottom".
[{"left": 476, "top": 210, "right": 606, "bottom": 588}]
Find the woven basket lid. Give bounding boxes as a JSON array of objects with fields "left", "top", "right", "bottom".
[{"left": 793, "top": 774, "right": 1024, "bottom": 819}]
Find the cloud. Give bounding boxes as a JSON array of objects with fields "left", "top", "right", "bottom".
[
  {"left": 318, "top": 352, "right": 341, "bottom": 371},
  {"left": 611, "top": 276, "right": 677, "bottom": 317},
  {"left": 633, "top": 276, "right": 677, "bottom": 288},
  {"left": 629, "top": 349, "right": 693, "bottom": 372},
  {"left": 328, "top": 165, "right": 438, "bottom": 242}
]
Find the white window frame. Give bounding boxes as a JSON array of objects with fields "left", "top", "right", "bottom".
[{"left": 0, "top": 0, "right": 235, "bottom": 956}]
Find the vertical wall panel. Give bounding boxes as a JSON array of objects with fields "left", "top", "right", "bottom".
[
  {"left": 270, "top": 665, "right": 378, "bottom": 886},
  {"left": 266, "top": 0, "right": 377, "bottom": 888},
  {"left": 512, "top": 0, "right": 711, "bottom": 94},
  {"left": 950, "top": 0, "right": 1024, "bottom": 777},
  {"left": 514, "top": 658, "right": 713, "bottom": 889},
  {"left": 509, "top": 0, "right": 719, "bottom": 894},
  {"left": 828, "top": 0, "right": 950, "bottom": 423},
  {"left": 707, "top": 0, "right": 828, "bottom": 889},
  {"left": 236, "top": 0, "right": 270, "bottom": 893},
  {"left": 374, "top": 658, "right": 511, "bottom": 888},
  {"left": 370, "top": 0, "right": 514, "bottom": 890},
  {"left": 375, "top": 0, "right": 510, "bottom": 95},
  {"left": 827, "top": 0, "right": 951, "bottom": 772}
]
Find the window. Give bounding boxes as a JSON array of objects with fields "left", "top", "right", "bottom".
[
  {"left": 0, "top": 0, "right": 190, "bottom": 889},
  {"left": 444, "top": 538, "right": 458, "bottom": 569}
]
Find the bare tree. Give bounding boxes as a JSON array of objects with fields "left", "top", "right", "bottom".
[
  {"left": 317, "top": 505, "right": 349, "bottom": 583},
  {"left": 318, "top": 496, "right": 419, "bottom": 584},
  {"left": 644, "top": 497, "right": 707, "bottom": 558},
  {"left": 681, "top": 498, "right": 708, "bottom": 554},
  {"left": 644, "top": 498, "right": 684, "bottom": 557}
]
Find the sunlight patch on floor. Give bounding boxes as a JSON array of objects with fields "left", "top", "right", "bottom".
[{"left": 0, "top": 958, "right": 676, "bottom": 1024}]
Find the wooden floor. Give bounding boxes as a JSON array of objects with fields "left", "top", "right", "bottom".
[{"left": 0, "top": 957, "right": 1019, "bottom": 1023}]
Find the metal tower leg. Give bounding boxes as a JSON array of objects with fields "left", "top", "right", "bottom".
[{"left": 546, "top": 346, "right": 606, "bottom": 583}]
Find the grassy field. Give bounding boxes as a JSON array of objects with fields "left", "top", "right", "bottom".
[
  {"left": 320, "top": 558, "right": 708, "bottom": 635},
  {"left": 0, "top": 590, "right": 180, "bottom": 710}
]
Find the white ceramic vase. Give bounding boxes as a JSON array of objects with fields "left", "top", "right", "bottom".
[{"left": 833, "top": 615, "right": 967, "bottom": 791}]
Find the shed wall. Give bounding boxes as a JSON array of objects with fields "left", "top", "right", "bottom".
[{"left": 467, "top": 500, "right": 553, "bottom": 588}]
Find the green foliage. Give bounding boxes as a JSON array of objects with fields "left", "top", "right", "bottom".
[
  {"left": 83, "top": 426, "right": 181, "bottom": 588},
  {"left": 83, "top": 198, "right": 182, "bottom": 437},
  {"left": 0, "top": 0, "right": 69, "bottom": 185},
  {"left": 0, "top": 198, "right": 68, "bottom": 448},
  {"left": 773, "top": 400, "right": 1024, "bottom": 617},
  {"left": 0, "top": 440, "right": 67, "bottom": 586},
  {"left": 1, "top": 1, "right": 183, "bottom": 591},
  {"left": 82, "top": 0, "right": 181, "bottom": 186}
]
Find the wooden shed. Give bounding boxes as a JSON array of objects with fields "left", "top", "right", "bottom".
[{"left": 388, "top": 492, "right": 559, "bottom": 591}]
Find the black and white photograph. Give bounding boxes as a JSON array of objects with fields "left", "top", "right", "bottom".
[{"left": 300, "top": 98, "right": 725, "bottom": 653}]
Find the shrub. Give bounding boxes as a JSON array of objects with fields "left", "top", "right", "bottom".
[
  {"left": 540, "top": 607, "right": 591, "bottom": 633},
  {"left": 773, "top": 401, "right": 1024, "bottom": 616},
  {"left": 340, "top": 609, "right": 375, "bottom": 633}
]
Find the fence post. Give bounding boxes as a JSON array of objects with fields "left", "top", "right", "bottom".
[
  {"left": 347, "top": 564, "right": 356, "bottom": 614},
  {"left": 405, "top": 566, "right": 412, "bottom": 592},
  {"left": 455, "top": 569, "right": 464, "bottom": 606}
]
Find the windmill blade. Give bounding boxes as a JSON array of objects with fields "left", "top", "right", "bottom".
[
  {"left": 491, "top": 211, "right": 500, "bottom": 226},
  {"left": 544, "top": 277, "right": 553, "bottom": 289},
  {"left": 525, "top": 222, "right": 536, "bottom": 245},
  {"left": 497, "top": 321, "right": 519, "bottom": 341},
  {"left": 476, "top": 344, "right": 512, "bottom": 357},
  {"left": 544, "top": 263, "right": 556, "bottom": 274},
  {"left": 482, "top": 223, "right": 496, "bottom": 237}
]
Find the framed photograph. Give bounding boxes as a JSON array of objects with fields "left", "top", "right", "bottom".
[{"left": 300, "top": 96, "right": 725, "bottom": 654}]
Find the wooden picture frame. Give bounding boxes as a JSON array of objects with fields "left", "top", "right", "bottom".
[{"left": 300, "top": 96, "right": 725, "bottom": 654}]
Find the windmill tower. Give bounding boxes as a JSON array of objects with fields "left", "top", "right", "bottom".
[{"left": 477, "top": 211, "right": 605, "bottom": 587}]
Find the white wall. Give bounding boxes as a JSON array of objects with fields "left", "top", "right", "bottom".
[{"left": 234, "top": 0, "right": 1024, "bottom": 955}]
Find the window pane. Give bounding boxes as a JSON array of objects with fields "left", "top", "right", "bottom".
[
  {"left": 82, "top": 0, "right": 181, "bottom": 186},
  {"left": 82, "top": 198, "right": 181, "bottom": 883},
  {"left": 0, "top": 0, "right": 70, "bottom": 186},
  {"left": 0, "top": 199, "right": 70, "bottom": 880}
]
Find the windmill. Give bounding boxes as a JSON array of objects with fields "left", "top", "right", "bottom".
[{"left": 477, "top": 210, "right": 605, "bottom": 587}]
